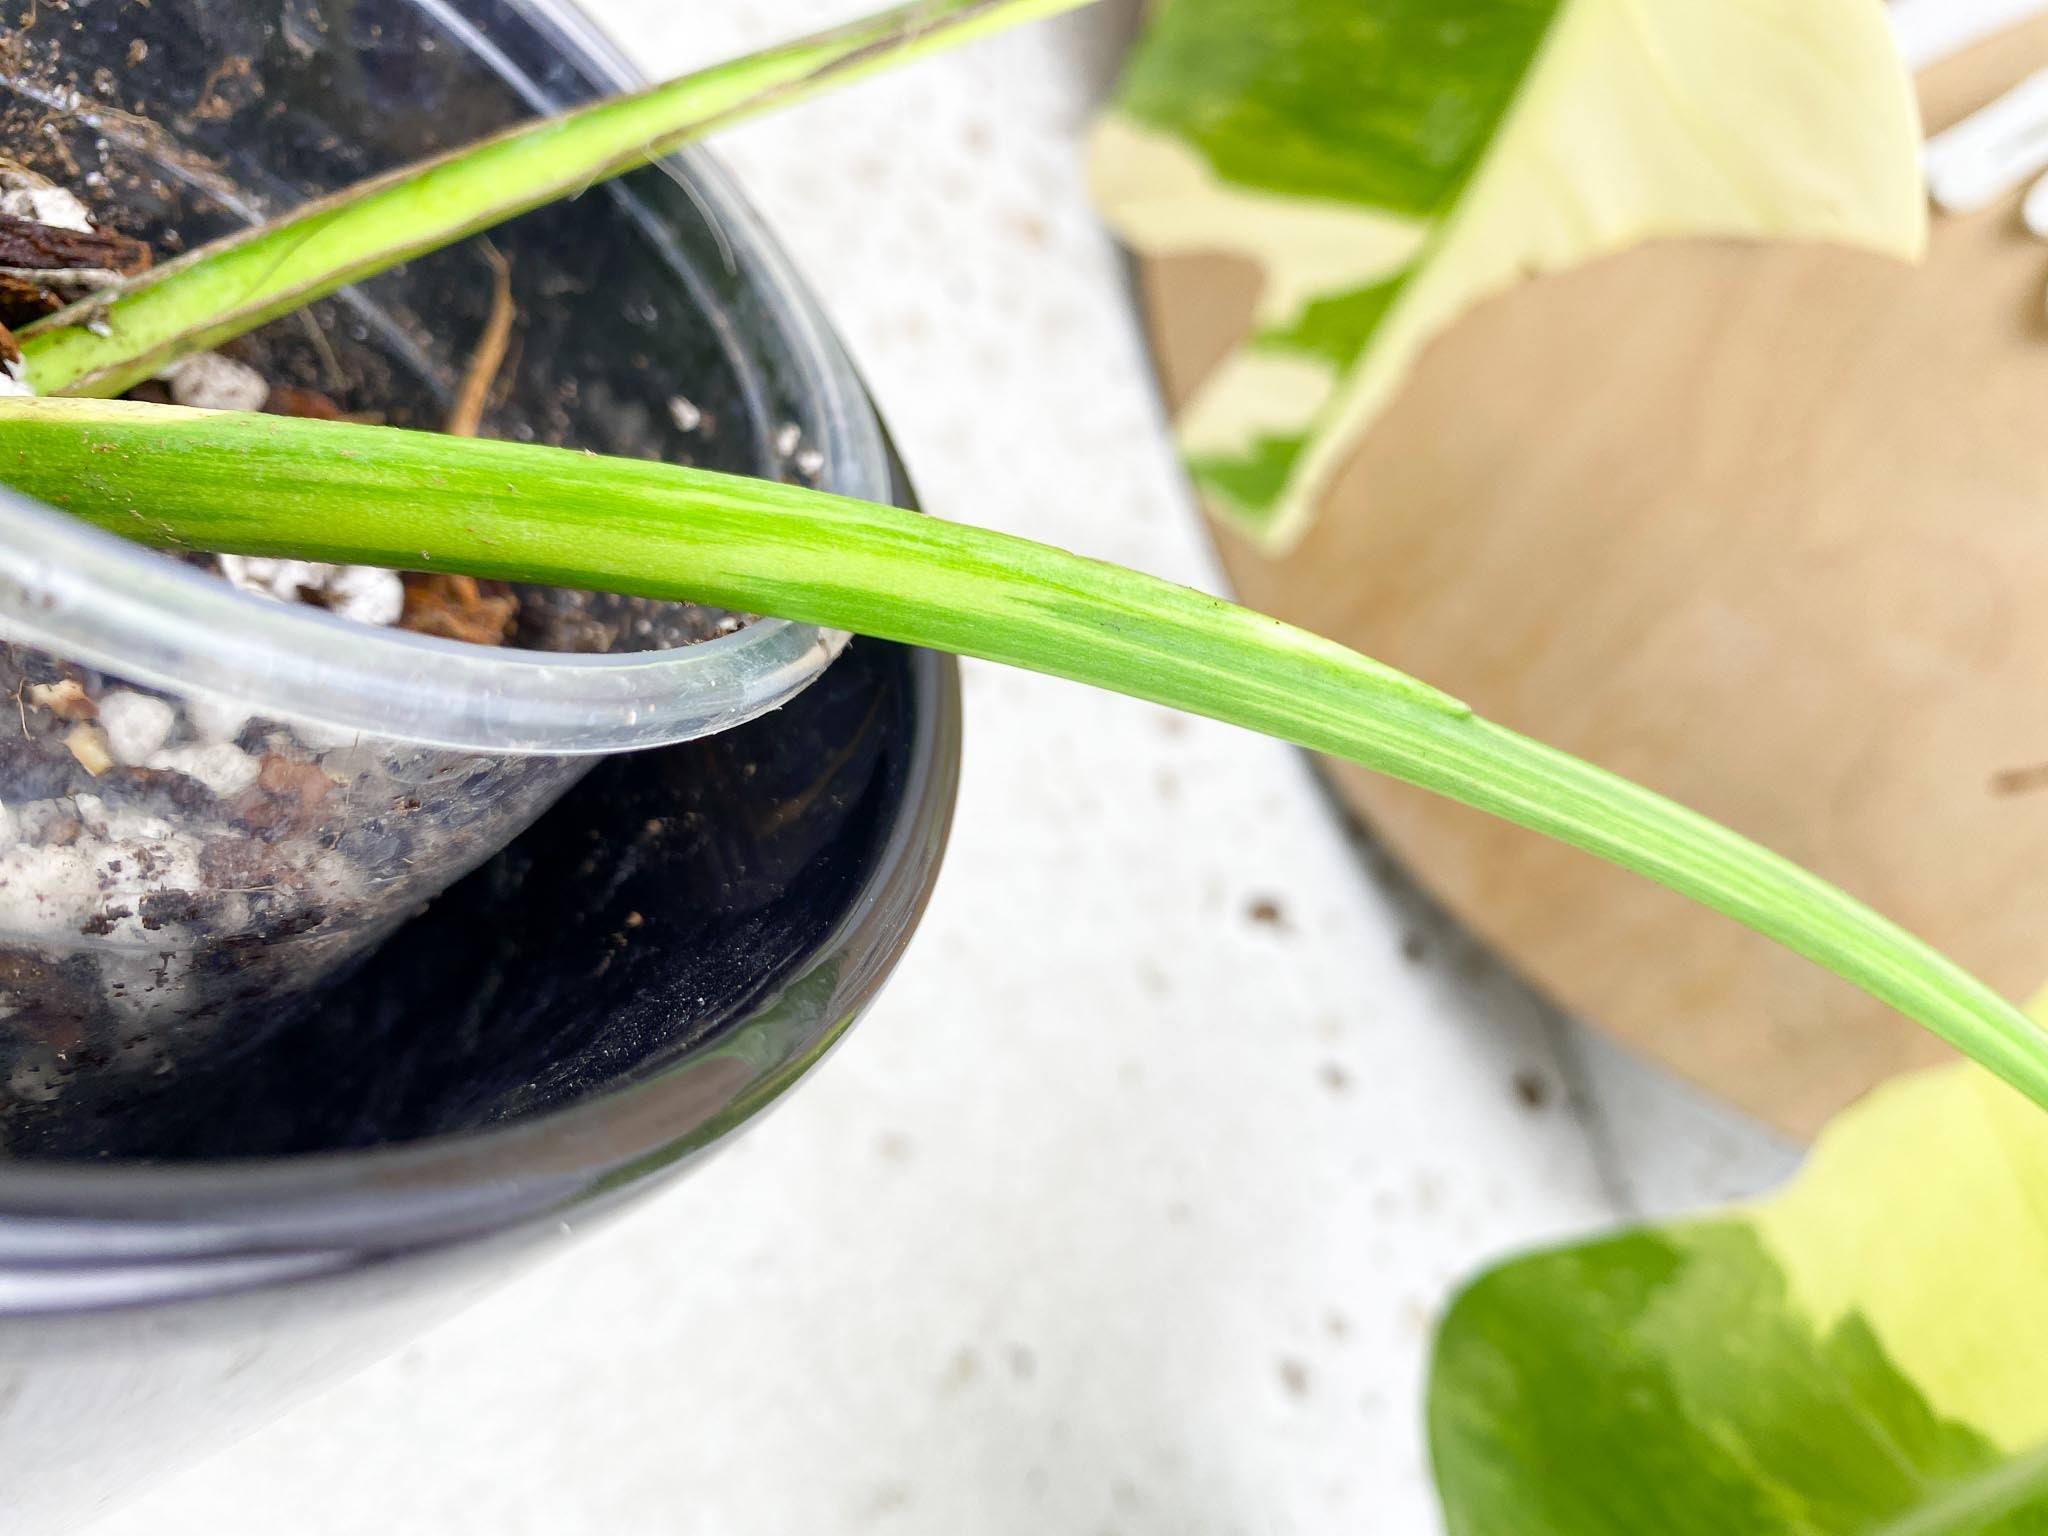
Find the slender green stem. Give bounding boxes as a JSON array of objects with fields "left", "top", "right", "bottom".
[
  {"left": 3, "top": 396, "right": 2045, "bottom": 1109},
  {"left": 13, "top": 0, "right": 1091, "bottom": 398}
]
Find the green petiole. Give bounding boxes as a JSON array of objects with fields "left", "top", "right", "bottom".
[
  {"left": 13, "top": 0, "right": 1095, "bottom": 399},
  {"left": 3, "top": 394, "right": 2044, "bottom": 1111}
]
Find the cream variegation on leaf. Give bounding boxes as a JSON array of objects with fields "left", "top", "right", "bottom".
[
  {"left": 1090, "top": 0, "right": 1928, "bottom": 550},
  {"left": 1430, "top": 995, "right": 2048, "bottom": 1535}
]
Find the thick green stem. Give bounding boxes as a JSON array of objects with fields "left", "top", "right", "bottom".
[
  {"left": 4, "top": 396, "right": 2045, "bottom": 1109},
  {"left": 13, "top": 0, "right": 1091, "bottom": 398}
]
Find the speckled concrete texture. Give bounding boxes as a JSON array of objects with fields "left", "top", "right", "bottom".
[{"left": 88, "top": 4, "right": 1798, "bottom": 1532}]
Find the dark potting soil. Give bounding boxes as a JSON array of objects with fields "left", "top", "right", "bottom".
[
  {"left": 0, "top": 13, "right": 843, "bottom": 1127},
  {"left": 0, "top": 12, "right": 816, "bottom": 658}
]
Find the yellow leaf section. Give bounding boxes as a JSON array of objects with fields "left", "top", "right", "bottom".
[
  {"left": 1100, "top": 0, "right": 1926, "bottom": 553},
  {"left": 1177, "top": 353, "right": 1340, "bottom": 462},
  {"left": 1274, "top": 0, "right": 1928, "bottom": 549},
  {"left": 1087, "top": 117, "right": 1433, "bottom": 329},
  {"left": 1753, "top": 1006, "right": 2048, "bottom": 1454}
]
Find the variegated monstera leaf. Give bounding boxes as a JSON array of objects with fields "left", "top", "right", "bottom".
[
  {"left": 1090, "top": 0, "right": 1927, "bottom": 551},
  {"left": 1430, "top": 1059, "right": 2048, "bottom": 1534}
]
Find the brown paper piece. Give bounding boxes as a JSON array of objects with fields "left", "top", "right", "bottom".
[{"left": 1132, "top": 19, "right": 2048, "bottom": 1139}]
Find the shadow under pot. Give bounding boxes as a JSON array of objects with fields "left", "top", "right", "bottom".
[{"left": 0, "top": 0, "right": 894, "bottom": 1118}]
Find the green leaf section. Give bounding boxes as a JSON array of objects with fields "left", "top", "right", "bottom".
[
  {"left": 5, "top": 396, "right": 2048, "bottom": 1117},
  {"left": 1111, "top": 0, "right": 1554, "bottom": 214},
  {"left": 14, "top": 0, "right": 1093, "bottom": 399},
  {"left": 1089, "top": 0, "right": 1926, "bottom": 550},
  {"left": 1430, "top": 1061, "right": 2048, "bottom": 1535}
]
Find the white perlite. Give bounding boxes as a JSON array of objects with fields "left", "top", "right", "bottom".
[
  {"left": 0, "top": 838, "right": 94, "bottom": 940},
  {"left": 184, "top": 694, "right": 253, "bottom": 745},
  {"left": 145, "top": 743, "right": 261, "bottom": 799},
  {"left": 97, "top": 691, "right": 177, "bottom": 765},
  {"left": 0, "top": 796, "right": 212, "bottom": 1039},
  {"left": 162, "top": 353, "right": 272, "bottom": 413},
  {"left": 217, "top": 556, "right": 405, "bottom": 628},
  {"left": 320, "top": 566, "right": 407, "bottom": 627},
  {"left": 0, "top": 800, "right": 199, "bottom": 947}
]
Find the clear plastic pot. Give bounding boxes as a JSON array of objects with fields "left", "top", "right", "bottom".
[
  {"left": 0, "top": 7, "right": 961, "bottom": 1535},
  {"left": 0, "top": 0, "right": 893, "bottom": 1112}
]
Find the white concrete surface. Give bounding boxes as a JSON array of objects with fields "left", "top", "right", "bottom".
[{"left": 90, "top": 3, "right": 1800, "bottom": 1532}]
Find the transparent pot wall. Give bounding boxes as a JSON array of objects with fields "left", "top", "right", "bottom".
[
  {"left": 0, "top": 633, "right": 588, "bottom": 1107},
  {"left": 0, "top": 0, "right": 889, "bottom": 1131}
]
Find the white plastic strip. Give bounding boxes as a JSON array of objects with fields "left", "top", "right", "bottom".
[
  {"left": 1892, "top": 0, "right": 2048, "bottom": 71},
  {"left": 1924, "top": 68, "right": 2048, "bottom": 212}
]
